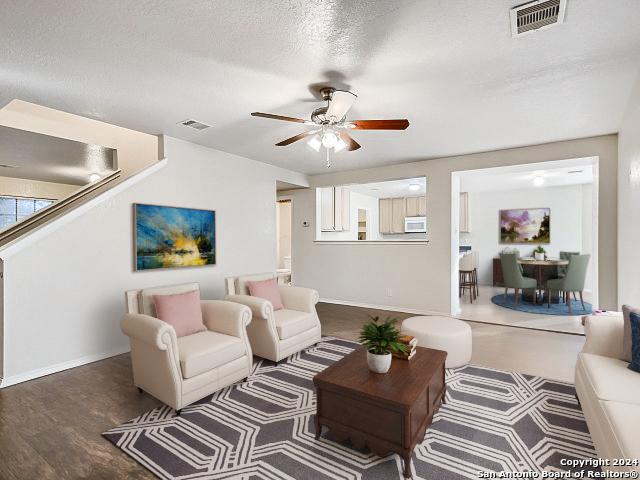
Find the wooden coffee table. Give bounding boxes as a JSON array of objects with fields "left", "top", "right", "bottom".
[{"left": 313, "top": 346, "right": 447, "bottom": 479}]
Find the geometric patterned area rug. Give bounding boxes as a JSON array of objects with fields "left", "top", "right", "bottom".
[{"left": 103, "top": 338, "right": 598, "bottom": 479}]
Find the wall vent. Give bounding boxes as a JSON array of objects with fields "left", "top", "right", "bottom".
[
  {"left": 178, "top": 119, "right": 211, "bottom": 131},
  {"left": 510, "top": 0, "right": 566, "bottom": 37}
]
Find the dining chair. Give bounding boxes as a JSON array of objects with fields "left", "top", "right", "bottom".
[
  {"left": 558, "top": 251, "right": 580, "bottom": 301},
  {"left": 500, "top": 253, "right": 538, "bottom": 306},
  {"left": 546, "top": 254, "right": 590, "bottom": 313},
  {"left": 557, "top": 251, "right": 579, "bottom": 278},
  {"left": 459, "top": 253, "right": 476, "bottom": 303},
  {"left": 472, "top": 251, "right": 480, "bottom": 298}
]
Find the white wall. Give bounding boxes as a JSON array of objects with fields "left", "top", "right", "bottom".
[
  {"left": 618, "top": 74, "right": 640, "bottom": 306},
  {"left": 0, "top": 136, "right": 307, "bottom": 384},
  {"left": 460, "top": 184, "right": 594, "bottom": 290},
  {"left": 289, "top": 135, "right": 618, "bottom": 314},
  {"left": 0, "top": 176, "right": 79, "bottom": 200}
]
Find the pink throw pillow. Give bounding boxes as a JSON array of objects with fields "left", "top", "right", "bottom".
[
  {"left": 153, "top": 290, "right": 206, "bottom": 337},
  {"left": 247, "top": 278, "right": 284, "bottom": 310}
]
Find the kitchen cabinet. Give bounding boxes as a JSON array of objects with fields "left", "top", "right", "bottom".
[
  {"left": 405, "top": 195, "right": 427, "bottom": 217},
  {"left": 379, "top": 197, "right": 407, "bottom": 234},
  {"left": 460, "top": 192, "right": 470, "bottom": 233},
  {"left": 391, "top": 198, "right": 406, "bottom": 233},
  {"left": 418, "top": 195, "right": 427, "bottom": 216},
  {"left": 379, "top": 198, "right": 392, "bottom": 234},
  {"left": 319, "top": 186, "right": 350, "bottom": 232}
]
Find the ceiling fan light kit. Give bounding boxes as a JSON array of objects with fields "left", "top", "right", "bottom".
[{"left": 250, "top": 87, "right": 410, "bottom": 168}]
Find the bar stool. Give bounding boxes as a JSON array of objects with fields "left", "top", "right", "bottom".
[{"left": 459, "top": 253, "right": 476, "bottom": 303}]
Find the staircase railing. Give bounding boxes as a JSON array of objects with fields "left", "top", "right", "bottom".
[{"left": 0, "top": 169, "right": 122, "bottom": 247}]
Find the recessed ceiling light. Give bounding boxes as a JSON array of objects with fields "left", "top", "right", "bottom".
[{"left": 533, "top": 176, "right": 545, "bottom": 187}]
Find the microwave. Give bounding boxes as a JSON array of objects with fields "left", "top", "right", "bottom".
[{"left": 405, "top": 216, "right": 427, "bottom": 233}]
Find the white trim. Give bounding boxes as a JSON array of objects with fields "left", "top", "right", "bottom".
[
  {"left": 0, "top": 159, "right": 168, "bottom": 258},
  {"left": 0, "top": 346, "right": 130, "bottom": 388},
  {"left": 319, "top": 297, "right": 450, "bottom": 317},
  {"left": 314, "top": 240, "right": 429, "bottom": 246}
]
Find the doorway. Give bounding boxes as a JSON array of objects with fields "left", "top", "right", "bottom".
[
  {"left": 276, "top": 199, "right": 292, "bottom": 283},
  {"left": 450, "top": 157, "right": 599, "bottom": 335}
]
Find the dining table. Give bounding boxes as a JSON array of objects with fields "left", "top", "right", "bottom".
[{"left": 517, "top": 257, "right": 569, "bottom": 304}]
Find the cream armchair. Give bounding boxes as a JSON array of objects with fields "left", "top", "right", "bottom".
[
  {"left": 121, "top": 283, "right": 252, "bottom": 413},
  {"left": 225, "top": 273, "right": 321, "bottom": 362}
]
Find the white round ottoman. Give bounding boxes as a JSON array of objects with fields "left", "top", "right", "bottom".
[{"left": 401, "top": 316, "right": 472, "bottom": 368}]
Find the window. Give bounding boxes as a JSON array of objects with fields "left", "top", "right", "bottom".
[{"left": 0, "top": 196, "right": 54, "bottom": 229}]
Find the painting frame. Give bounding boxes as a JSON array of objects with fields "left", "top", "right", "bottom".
[
  {"left": 499, "top": 207, "right": 550, "bottom": 244},
  {"left": 133, "top": 203, "right": 216, "bottom": 271}
]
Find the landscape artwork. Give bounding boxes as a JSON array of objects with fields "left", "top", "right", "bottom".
[
  {"left": 134, "top": 204, "right": 215, "bottom": 270},
  {"left": 499, "top": 208, "right": 550, "bottom": 244}
]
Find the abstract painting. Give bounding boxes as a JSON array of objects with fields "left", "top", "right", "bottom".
[
  {"left": 134, "top": 204, "right": 215, "bottom": 270},
  {"left": 500, "top": 208, "right": 550, "bottom": 244}
]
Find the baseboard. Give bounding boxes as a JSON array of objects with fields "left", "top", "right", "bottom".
[
  {"left": 319, "top": 298, "right": 451, "bottom": 317},
  {"left": 0, "top": 346, "right": 130, "bottom": 388}
]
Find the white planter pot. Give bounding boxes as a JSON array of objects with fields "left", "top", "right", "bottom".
[
  {"left": 367, "top": 351, "right": 392, "bottom": 374},
  {"left": 535, "top": 252, "right": 545, "bottom": 260}
]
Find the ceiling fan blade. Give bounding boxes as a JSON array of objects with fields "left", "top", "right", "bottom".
[
  {"left": 275, "top": 129, "right": 319, "bottom": 146},
  {"left": 338, "top": 131, "right": 361, "bottom": 151},
  {"left": 351, "top": 119, "right": 410, "bottom": 130},
  {"left": 326, "top": 90, "right": 357, "bottom": 122},
  {"left": 251, "top": 112, "right": 308, "bottom": 123}
]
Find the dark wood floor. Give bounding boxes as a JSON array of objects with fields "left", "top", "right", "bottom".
[{"left": 0, "top": 302, "right": 413, "bottom": 480}]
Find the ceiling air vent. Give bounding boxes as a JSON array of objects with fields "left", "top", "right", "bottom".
[
  {"left": 510, "top": 0, "right": 567, "bottom": 37},
  {"left": 178, "top": 119, "right": 211, "bottom": 131}
]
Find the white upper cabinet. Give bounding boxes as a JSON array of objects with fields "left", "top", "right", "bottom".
[{"left": 319, "top": 186, "right": 350, "bottom": 232}]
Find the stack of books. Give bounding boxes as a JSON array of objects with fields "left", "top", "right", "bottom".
[{"left": 393, "top": 335, "right": 418, "bottom": 360}]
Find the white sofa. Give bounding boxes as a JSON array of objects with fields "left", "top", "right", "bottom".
[
  {"left": 225, "top": 273, "right": 321, "bottom": 362},
  {"left": 576, "top": 314, "right": 640, "bottom": 472},
  {"left": 121, "top": 283, "right": 253, "bottom": 412}
]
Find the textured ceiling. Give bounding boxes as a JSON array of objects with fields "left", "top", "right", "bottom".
[
  {"left": 459, "top": 157, "right": 595, "bottom": 193},
  {"left": 1, "top": 0, "right": 639, "bottom": 175}
]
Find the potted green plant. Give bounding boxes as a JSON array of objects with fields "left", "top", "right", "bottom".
[
  {"left": 358, "top": 316, "right": 408, "bottom": 374},
  {"left": 533, "top": 245, "right": 546, "bottom": 261}
]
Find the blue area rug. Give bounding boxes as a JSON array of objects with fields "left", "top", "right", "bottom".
[{"left": 491, "top": 293, "right": 592, "bottom": 316}]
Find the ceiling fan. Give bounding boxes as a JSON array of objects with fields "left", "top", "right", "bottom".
[{"left": 251, "top": 88, "right": 410, "bottom": 167}]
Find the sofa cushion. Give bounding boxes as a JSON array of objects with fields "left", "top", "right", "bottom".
[
  {"left": 601, "top": 400, "right": 640, "bottom": 468},
  {"left": 247, "top": 278, "right": 284, "bottom": 310},
  {"left": 579, "top": 353, "right": 640, "bottom": 404},
  {"left": 235, "top": 273, "right": 275, "bottom": 296},
  {"left": 629, "top": 312, "right": 640, "bottom": 373},
  {"left": 623, "top": 305, "right": 640, "bottom": 362},
  {"left": 273, "top": 309, "right": 316, "bottom": 340},
  {"left": 139, "top": 283, "right": 199, "bottom": 317},
  {"left": 154, "top": 290, "right": 206, "bottom": 338},
  {"left": 176, "top": 331, "right": 245, "bottom": 379}
]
